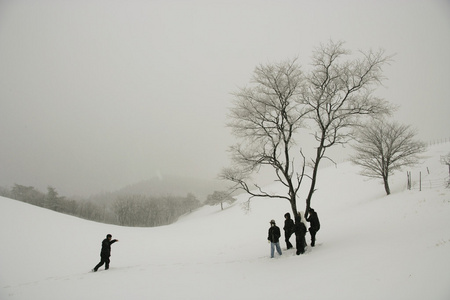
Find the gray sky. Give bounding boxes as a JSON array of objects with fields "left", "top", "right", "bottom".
[{"left": 1, "top": 0, "right": 449, "bottom": 196}]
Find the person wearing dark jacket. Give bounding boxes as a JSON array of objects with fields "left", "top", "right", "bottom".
[
  {"left": 294, "top": 214, "right": 307, "bottom": 255},
  {"left": 93, "top": 234, "right": 119, "bottom": 272},
  {"left": 283, "top": 212, "right": 295, "bottom": 249},
  {"left": 306, "top": 208, "right": 320, "bottom": 247},
  {"left": 267, "top": 219, "right": 282, "bottom": 258}
]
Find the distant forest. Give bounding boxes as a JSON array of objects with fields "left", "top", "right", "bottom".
[{"left": 0, "top": 184, "right": 202, "bottom": 227}]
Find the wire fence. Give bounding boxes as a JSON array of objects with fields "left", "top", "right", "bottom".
[
  {"left": 409, "top": 176, "right": 450, "bottom": 191},
  {"left": 426, "top": 137, "right": 450, "bottom": 146},
  {"left": 408, "top": 139, "right": 450, "bottom": 191},
  {"left": 320, "top": 139, "right": 450, "bottom": 191}
]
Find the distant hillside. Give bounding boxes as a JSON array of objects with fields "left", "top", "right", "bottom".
[{"left": 91, "top": 175, "right": 230, "bottom": 203}]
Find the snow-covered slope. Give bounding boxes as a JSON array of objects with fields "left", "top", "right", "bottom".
[{"left": 1, "top": 143, "right": 449, "bottom": 300}]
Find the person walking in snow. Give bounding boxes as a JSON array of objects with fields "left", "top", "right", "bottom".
[
  {"left": 294, "top": 213, "right": 307, "bottom": 255},
  {"left": 306, "top": 208, "right": 320, "bottom": 247},
  {"left": 93, "top": 234, "right": 119, "bottom": 272},
  {"left": 267, "top": 219, "right": 282, "bottom": 258},
  {"left": 283, "top": 212, "right": 295, "bottom": 249}
]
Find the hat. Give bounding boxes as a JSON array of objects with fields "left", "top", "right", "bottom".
[
  {"left": 106, "top": 234, "right": 112, "bottom": 238},
  {"left": 270, "top": 219, "right": 276, "bottom": 224}
]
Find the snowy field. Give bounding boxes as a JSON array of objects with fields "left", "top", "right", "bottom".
[{"left": 1, "top": 143, "right": 449, "bottom": 300}]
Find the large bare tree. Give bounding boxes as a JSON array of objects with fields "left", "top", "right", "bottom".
[
  {"left": 301, "top": 41, "right": 392, "bottom": 216},
  {"left": 222, "top": 41, "right": 392, "bottom": 218},
  {"left": 351, "top": 119, "right": 426, "bottom": 195},
  {"left": 221, "top": 58, "right": 308, "bottom": 216}
]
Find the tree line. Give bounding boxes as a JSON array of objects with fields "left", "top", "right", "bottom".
[{"left": 0, "top": 184, "right": 202, "bottom": 227}]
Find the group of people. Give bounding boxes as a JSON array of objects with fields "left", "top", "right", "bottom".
[
  {"left": 91, "top": 209, "right": 319, "bottom": 271},
  {"left": 267, "top": 208, "right": 320, "bottom": 258}
]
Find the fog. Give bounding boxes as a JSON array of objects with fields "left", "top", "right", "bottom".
[{"left": 0, "top": 0, "right": 449, "bottom": 196}]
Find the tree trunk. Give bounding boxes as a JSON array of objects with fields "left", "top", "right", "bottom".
[
  {"left": 305, "top": 142, "right": 325, "bottom": 217},
  {"left": 289, "top": 197, "right": 298, "bottom": 218},
  {"left": 383, "top": 175, "right": 391, "bottom": 195}
]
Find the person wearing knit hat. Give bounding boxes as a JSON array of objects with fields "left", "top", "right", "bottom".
[{"left": 267, "top": 220, "right": 282, "bottom": 258}]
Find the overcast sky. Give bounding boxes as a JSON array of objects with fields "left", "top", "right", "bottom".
[{"left": 1, "top": 0, "right": 449, "bottom": 196}]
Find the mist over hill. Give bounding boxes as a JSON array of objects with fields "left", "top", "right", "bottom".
[{"left": 90, "top": 174, "right": 230, "bottom": 203}]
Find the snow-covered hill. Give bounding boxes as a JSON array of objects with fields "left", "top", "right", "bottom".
[{"left": 1, "top": 143, "right": 449, "bottom": 300}]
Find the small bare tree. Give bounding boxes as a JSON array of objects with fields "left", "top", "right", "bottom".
[
  {"left": 205, "top": 191, "right": 236, "bottom": 210},
  {"left": 351, "top": 119, "right": 427, "bottom": 195}
]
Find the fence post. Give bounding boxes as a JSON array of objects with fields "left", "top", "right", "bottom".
[
  {"left": 407, "top": 171, "right": 411, "bottom": 190},
  {"left": 409, "top": 171, "right": 411, "bottom": 190},
  {"left": 419, "top": 172, "right": 422, "bottom": 192}
]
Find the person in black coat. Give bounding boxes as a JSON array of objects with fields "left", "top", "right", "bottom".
[
  {"left": 267, "top": 219, "right": 282, "bottom": 258},
  {"left": 93, "top": 234, "right": 119, "bottom": 272},
  {"left": 283, "top": 212, "right": 295, "bottom": 249},
  {"left": 306, "top": 208, "right": 320, "bottom": 247},
  {"left": 294, "top": 214, "right": 307, "bottom": 255}
]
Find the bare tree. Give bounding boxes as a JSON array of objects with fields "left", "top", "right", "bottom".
[
  {"left": 351, "top": 119, "right": 426, "bottom": 195},
  {"left": 301, "top": 40, "right": 392, "bottom": 216},
  {"left": 182, "top": 193, "right": 201, "bottom": 213},
  {"left": 206, "top": 190, "right": 236, "bottom": 210},
  {"left": 222, "top": 40, "right": 392, "bottom": 218},
  {"left": 220, "top": 58, "right": 309, "bottom": 217}
]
